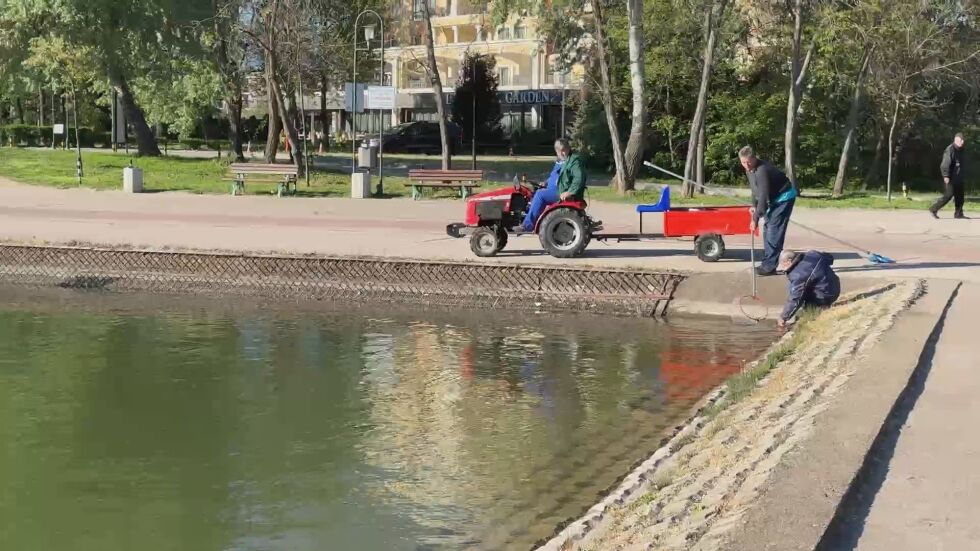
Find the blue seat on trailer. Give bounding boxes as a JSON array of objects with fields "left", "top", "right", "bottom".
[{"left": 636, "top": 186, "right": 671, "bottom": 213}]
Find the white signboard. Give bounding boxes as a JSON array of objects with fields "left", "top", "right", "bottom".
[
  {"left": 344, "top": 83, "right": 367, "bottom": 113},
  {"left": 53, "top": 124, "right": 65, "bottom": 135},
  {"left": 365, "top": 86, "right": 396, "bottom": 110}
]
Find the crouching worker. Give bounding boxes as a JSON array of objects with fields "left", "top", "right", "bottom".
[
  {"left": 777, "top": 250, "right": 841, "bottom": 328},
  {"left": 520, "top": 138, "right": 587, "bottom": 232}
]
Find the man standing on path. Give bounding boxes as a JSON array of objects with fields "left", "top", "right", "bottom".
[
  {"left": 930, "top": 133, "right": 967, "bottom": 219},
  {"left": 739, "top": 146, "right": 798, "bottom": 276}
]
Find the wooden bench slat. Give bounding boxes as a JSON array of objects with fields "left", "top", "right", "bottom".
[
  {"left": 408, "top": 171, "right": 483, "bottom": 175},
  {"left": 419, "top": 183, "right": 480, "bottom": 187},
  {"left": 230, "top": 169, "right": 299, "bottom": 174},
  {"left": 407, "top": 169, "right": 484, "bottom": 200},
  {"left": 227, "top": 164, "right": 298, "bottom": 198},
  {"left": 409, "top": 173, "right": 483, "bottom": 177}
]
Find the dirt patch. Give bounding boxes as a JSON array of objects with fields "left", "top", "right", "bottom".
[{"left": 537, "top": 280, "right": 922, "bottom": 551}]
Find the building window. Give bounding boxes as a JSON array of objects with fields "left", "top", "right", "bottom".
[
  {"left": 412, "top": 0, "right": 436, "bottom": 20},
  {"left": 383, "top": 73, "right": 392, "bottom": 86},
  {"left": 497, "top": 26, "right": 511, "bottom": 40},
  {"left": 514, "top": 24, "right": 527, "bottom": 39},
  {"left": 499, "top": 67, "right": 512, "bottom": 86},
  {"left": 409, "top": 77, "right": 425, "bottom": 89}
]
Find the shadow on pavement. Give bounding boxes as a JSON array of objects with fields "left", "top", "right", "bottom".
[
  {"left": 835, "top": 261, "right": 980, "bottom": 273},
  {"left": 815, "top": 283, "right": 962, "bottom": 551}
]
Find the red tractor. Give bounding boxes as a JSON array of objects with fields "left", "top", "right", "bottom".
[
  {"left": 446, "top": 177, "right": 600, "bottom": 258},
  {"left": 447, "top": 178, "right": 755, "bottom": 261}
]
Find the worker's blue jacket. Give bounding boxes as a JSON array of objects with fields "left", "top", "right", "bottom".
[{"left": 781, "top": 251, "right": 841, "bottom": 321}]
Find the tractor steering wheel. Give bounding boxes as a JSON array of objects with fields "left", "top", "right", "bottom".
[{"left": 513, "top": 176, "right": 539, "bottom": 194}]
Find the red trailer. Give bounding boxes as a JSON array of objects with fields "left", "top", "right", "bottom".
[
  {"left": 593, "top": 187, "right": 755, "bottom": 262},
  {"left": 447, "top": 183, "right": 755, "bottom": 261}
]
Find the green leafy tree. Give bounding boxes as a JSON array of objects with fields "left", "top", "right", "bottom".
[
  {"left": 1, "top": 0, "right": 214, "bottom": 156},
  {"left": 452, "top": 52, "right": 503, "bottom": 147}
]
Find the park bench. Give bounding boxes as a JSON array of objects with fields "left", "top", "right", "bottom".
[
  {"left": 408, "top": 169, "right": 484, "bottom": 200},
  {"left": 227, "top": 163, "right": 299, "bottom": 197}
]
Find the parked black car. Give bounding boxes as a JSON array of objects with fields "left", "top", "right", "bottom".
[{"left": 380, "top": 121, "right": 463, "bottom": 155}]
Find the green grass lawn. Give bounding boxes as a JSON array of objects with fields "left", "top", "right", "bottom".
[{"left": 0, "top": 147, "right": 956, "bottom": 210}]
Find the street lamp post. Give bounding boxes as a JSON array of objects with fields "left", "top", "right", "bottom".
[
  {"left": 352, "top": 9, "right": 386, "bottom": 196},
  {"left": 471, "top": 57, "right": 477, "bottom": 169},
  {"left": 560, "top": 70, "right": 566, "bottom": 139}
]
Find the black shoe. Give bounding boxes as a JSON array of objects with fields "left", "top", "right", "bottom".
[
  {"left": 929, "top": 210, "right": 940, "bottom": 219},
  {"left": 955, "top": 212, "right": 967, "bottom": 219},
  {"left": 755, "top": 267, "right": 777, "bottom": 277}
]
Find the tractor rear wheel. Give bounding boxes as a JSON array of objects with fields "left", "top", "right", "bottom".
[
  {"left": 694, "top": 233, "right": 725, "bottom": 262},
  {"left": 470, "top": 226, "right": 502, "bottom": 257},
  {"left": 539, "top": 208, "right": 591, "bottom": 258}
]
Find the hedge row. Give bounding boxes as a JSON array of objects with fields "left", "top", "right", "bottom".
[{"left": 0, "top": 124, "right": 111, "bottom": 148}]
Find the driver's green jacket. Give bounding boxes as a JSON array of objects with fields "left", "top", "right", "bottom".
[{"left": 557, "top": 154, "right": 587, "bottom": 200}]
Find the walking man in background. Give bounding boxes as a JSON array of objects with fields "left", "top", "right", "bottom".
[
  {"left": 739, "top": 146, "right": 798, "bottom": 276},
  {"left": 930, "top": 133, "right": 967, "bottom": 219}
]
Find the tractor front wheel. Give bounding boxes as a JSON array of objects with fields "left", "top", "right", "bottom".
[
  {"left": 539, "top": 208, "right": 591, "bottom": 258},
  {"left": 470, "top": 226, "right": 502, "bottom": 257},
  {"left": 495, "top": 226, "right": 509, "bottom": 253}
]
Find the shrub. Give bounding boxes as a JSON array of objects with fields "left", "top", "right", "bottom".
[
  {"left": 1, "top": 124, "right": 46, "bottom": 147},
  {"left": 510, "top": 128, "right": 554, "bottom": 155}
]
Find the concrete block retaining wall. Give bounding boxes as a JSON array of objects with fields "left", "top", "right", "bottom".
[{"left": 0, "top": 244, "right": 686, "bottom": 317}]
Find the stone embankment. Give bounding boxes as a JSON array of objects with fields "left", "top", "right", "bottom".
[{"left": 539, "top": 280, "right": 922, "bottom": 551}]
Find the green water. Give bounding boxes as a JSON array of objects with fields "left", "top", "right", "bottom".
[{"left": 0, "top": 291, "right": 774, "bottom": 551}]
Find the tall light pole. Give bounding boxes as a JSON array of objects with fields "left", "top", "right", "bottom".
[
  {"left": 352, "top": 9, "right": 385, "bottom": 196},
  {"left": 471, "top": 56, "right": 477, "bottom": 169},
  {"left": 560, "top": 70, "right": 566, "bottom": 139}
]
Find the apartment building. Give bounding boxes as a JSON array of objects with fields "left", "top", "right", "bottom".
[
  {"left": 383, "top": 0, "right": 582, "bottom": 137},
  {"left": 240, "top": 0, "right": 583, "bottom": 141}
]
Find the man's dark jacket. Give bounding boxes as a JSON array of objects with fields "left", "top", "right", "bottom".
[
  {"left": 747, "top": 159, "right": 795, "bottom": 224},
  {"left": 940, "top": 144, "right": 965, "bottom": 182},
  {"left": 781, "top": 251, "right": 840, "bottom": 321}
]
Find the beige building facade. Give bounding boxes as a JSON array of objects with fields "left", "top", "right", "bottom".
[
  {"left": 382, "top": 0, "right": 583, "bottom": 137},
  {"left": 240, "top": 0, "right": 584, "bottom": 141}
]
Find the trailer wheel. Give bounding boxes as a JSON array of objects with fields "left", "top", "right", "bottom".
[
  {"left": 539, "top": 208, "right": 591, "bottom": 258},
  {"left": 695, "top": 233, "right": 725, "bottom": 262},
  {"left": 470, "top": 227, "right": 501, "bottom": 257}
]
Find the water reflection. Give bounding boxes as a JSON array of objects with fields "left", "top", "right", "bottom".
[{"left": 0, "top": 295, "right": 774, "bottom": 551}]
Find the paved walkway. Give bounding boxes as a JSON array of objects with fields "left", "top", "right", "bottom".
[
  {"left": 853, "top": 283, "right": 980, "bottom": 551},
  {"left": 1, "top": 178, "right": 978, "bottom": 282}
]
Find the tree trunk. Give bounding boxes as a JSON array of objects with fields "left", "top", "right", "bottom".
[
  {"left": 864, "top": 126, "right": 885, "bottom": 191},
  {"left": 620, "top": 0, "right": 647, "bottom": 192},
  {"left": 268, "top": 52, "right": 304, "bottom": 173},
  {"left": 319, "top": 74, "right": 329, "bottom": 154},
  {"left": 696, "top": 122, "right": 706, "bottom": 190},
  {"left": 264, "top": 57, "right": 282, "bottom": 163},
  {"left": 226, "top": 88, "right": 246, "bottom": 162},
  {"left": 886, "top": 92, "right": 901, "bottom": 201},
  {"left": 832, "top": 49, "right": 873, "bottom": 198},
  {"left": 422, "top": 1, "right": 452, "bottom": 169},
  {"left": 15, "top": 97, "right": 25, "bottom": 125},
  {"left": 683, "top": 1, "right": 724, "bottom": 197},
  {"left": 592, "top": 1, "right": 627, "bottom": 193},
  {"left": 665, "top": 88, "right": 675, "bottom": 164},
  {"left": 107, "top": 67, "right": 161, "bottom": 156},
  {"left": 784, "top": 0, "right": 815, "bottom": 186}
]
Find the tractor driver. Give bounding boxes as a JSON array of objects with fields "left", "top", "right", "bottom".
[{"left": 520, "top": 138, "right": 587, "bottom": 232}]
